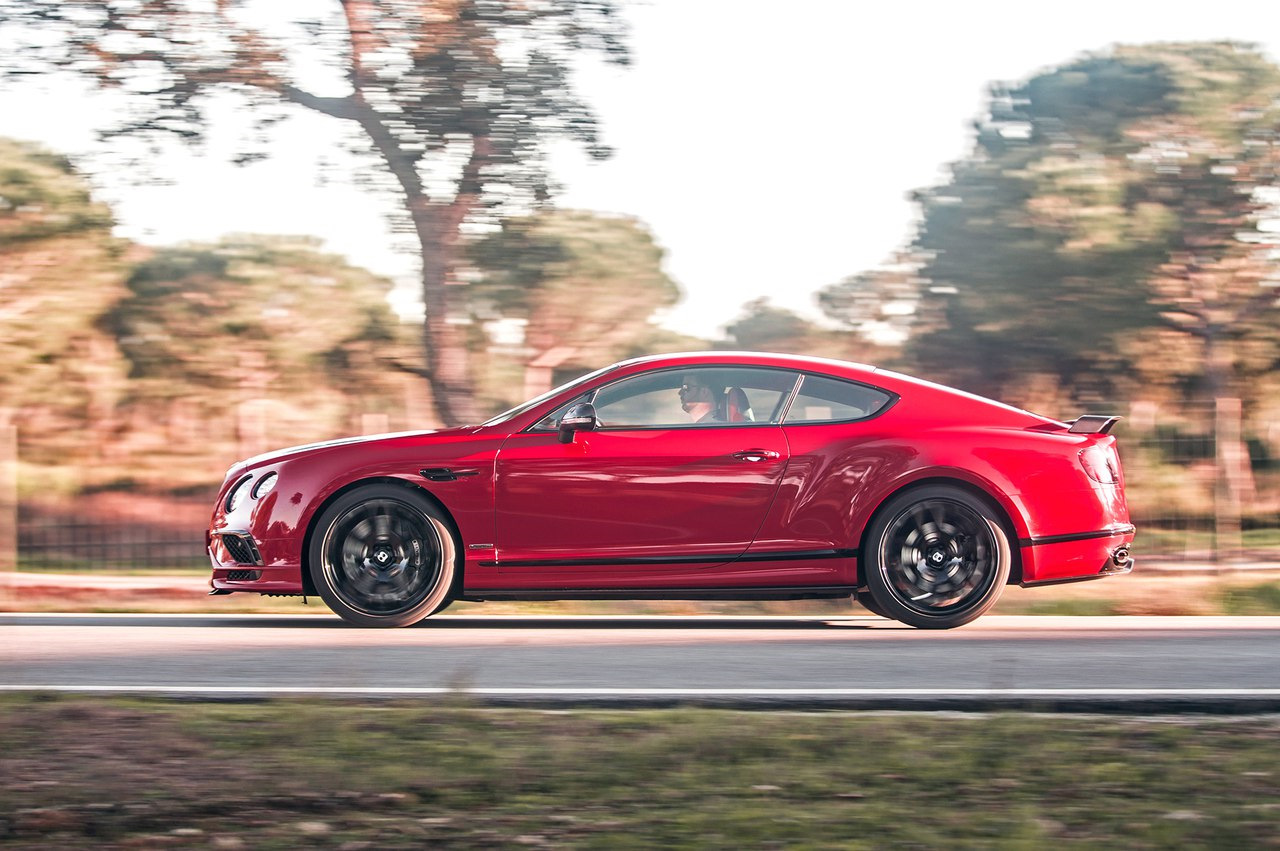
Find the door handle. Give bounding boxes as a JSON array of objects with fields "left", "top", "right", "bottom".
[{"left": 732, "top": 449, "right": 780, "bottom": 462}]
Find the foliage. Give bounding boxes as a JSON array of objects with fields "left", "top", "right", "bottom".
[
  {"left": 0, "top": 139, "right": 114, "bottom": 246},
  {"left": 98, "top": 235, "right": 426, "bottom": 490},
  {"left": 0, "top": 0, "right": 630, "bottom": 426},
  {"left": 817, "top": 253, "right": 922, "bottom": 348},
  {"left": 0, "top": 138, "right": 129, "bottom": 462},
  {"left": 1219, "top": 578, "right": 1280, "bottom": 615},
  {"left": 467, "top": 209, "right": 680, "bottom": 409},
  {"left": 725, "top": 297, "right": 816, "bottom": 350},
  {"left": 724, "top": 298, "right": 906, "bottom": 367},
  {"left": 106, "top": 236, "right": 406, "bottom": 391},
  {"left": 905, "top": 43, "right": 1280, "bottom": 403},
  {"left": 0, "top": 136, "right": 433, "bottom": 491}
]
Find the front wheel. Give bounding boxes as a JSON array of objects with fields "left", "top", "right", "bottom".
[
  {"left": 863, "top": 485, "right": 1011, "bottom": 629},
  {"left": 308, "top": 485, "right": 458, "bottom": 627}
]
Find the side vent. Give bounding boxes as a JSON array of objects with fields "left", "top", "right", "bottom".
[
  {"left": 220, "top": 533, "right": 264, "bottom": 566},
  {"left": 420, "top": 468, "right": 479, "bottom": 482}
]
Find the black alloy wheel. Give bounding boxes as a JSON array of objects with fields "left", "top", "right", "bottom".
[
  {"left": 863, "top": 485, "right": 1011, "bottom": 629},
  {"left": 309, "top": 484, "right": 458, "bottom": 627}
]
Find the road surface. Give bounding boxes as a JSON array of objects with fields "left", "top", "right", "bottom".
[{"left": 3, "top": 614, "right": 1279, "bottom": 710}]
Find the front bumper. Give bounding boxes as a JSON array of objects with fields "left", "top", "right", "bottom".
[
  {"left": 208, "top": 537, "right": 306, "bottom": 594},
  {"left": 207, "top": 516, "right": 304, "bottom": 591}
]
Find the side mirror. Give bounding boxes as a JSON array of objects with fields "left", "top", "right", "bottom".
[{"left": 558, "top": 403, "right": 598, "bottom": 444}]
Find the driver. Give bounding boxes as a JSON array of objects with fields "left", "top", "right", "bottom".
[{"left": 677, "top": 374, "right": 724, "bottom": 423}]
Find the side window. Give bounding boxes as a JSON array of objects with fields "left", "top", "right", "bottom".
[
  {"left": 783, "top": 374, "right": 892, "bottom": 424},
  {"left": 594, "top": 374, "right": 688, "bottom": 426},
  {"left": 532, "top": 367, "right": 801, "bottom": 430}
]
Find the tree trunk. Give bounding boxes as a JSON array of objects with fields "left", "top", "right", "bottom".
[
  {"left": 1204, "top": 328, "right": 1251, "bottom": 565},
  {"left": 523, "top": 346, "right": 580, "bottom": 400},
  {"left": 414, "top": 206, "right": 479, "bottom": 427},
  {"left": 340, "top": 0, "right": 482, "bottom": 428}
]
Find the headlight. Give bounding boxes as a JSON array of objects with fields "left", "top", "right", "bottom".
[
  {"left": 252, "top": 472, "right": 278, "bottom": 500},
  {"left": 225, "top": 476, "right": 253, "bottom": 513}
]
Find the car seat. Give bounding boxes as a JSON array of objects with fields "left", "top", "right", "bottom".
[{"left": 722, "top": 387, "right": 754, "bottom": 422}]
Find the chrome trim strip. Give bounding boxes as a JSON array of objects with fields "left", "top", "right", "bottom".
[
  {"left": 482, "top": 548, "right": 857, "bottom": 569},
  {"left": 1020, "top": 525, "right": 1136, "bottom": 548},
  {"left": 461, "top": 585, "right": 859, "bottom": 601}
]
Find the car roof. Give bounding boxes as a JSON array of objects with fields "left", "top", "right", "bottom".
[{"left": 612, "top": 351, "right": 880, "bottom": 377}]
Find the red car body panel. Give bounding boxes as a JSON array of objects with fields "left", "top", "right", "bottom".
[
  {"left": 208, "top": 352, "right": 1134, "bottom": 600},
  {"left": 494, "top": 427, "right": 790, "bottom": 561}
]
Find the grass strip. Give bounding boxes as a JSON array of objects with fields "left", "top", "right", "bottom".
[{"left": 2, "top": 696, "right": 1279, "bottom": 848}]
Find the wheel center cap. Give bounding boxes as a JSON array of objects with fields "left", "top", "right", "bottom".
[
  {"left": 374, "top": 548, "right": 392, "bottom": 565},
  {"left": 929, "top": 549, "right": 946, "bottom": 566}
]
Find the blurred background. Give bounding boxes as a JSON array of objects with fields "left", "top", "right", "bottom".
[{"left": 0, "top": 1, "right": 1278, "bottom": 572}]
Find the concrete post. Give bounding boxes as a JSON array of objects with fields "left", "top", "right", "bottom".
[
  {"left": 1214, "top": 396, "right": 1245, "bottom": 566},
  {"left": 0, "top": 423, "right": 16, "bottom": 572}
]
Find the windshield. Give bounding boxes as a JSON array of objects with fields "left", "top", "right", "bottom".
[{"left": 480, "top": 363, "right": 621, "bottom": 427}]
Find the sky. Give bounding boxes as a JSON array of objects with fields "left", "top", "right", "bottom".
[{"left": 3, "top": 0, "right": 1280, "bottom": 338}]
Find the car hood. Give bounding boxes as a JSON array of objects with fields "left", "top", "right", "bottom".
[{"left": 229, "top": 426, "right": 483, "bottom": 474}]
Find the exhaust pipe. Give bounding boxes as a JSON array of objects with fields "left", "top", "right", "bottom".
[{"left": 1104, "top": 545, "right": 1133, "bottom": 573}]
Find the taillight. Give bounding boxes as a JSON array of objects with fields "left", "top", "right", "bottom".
[{"left": 1078, "top": 444, "right": 1121, "bottom": 484}]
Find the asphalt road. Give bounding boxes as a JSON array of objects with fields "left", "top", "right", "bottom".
[{"left": 3, "top": 614, "right": 1279, "bottom": 710}]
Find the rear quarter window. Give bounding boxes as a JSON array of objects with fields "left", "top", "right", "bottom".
[{"left": 784, "top": 374, "right": 894, "bottom": 424}]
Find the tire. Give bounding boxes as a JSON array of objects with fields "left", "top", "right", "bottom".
[
  {"left": 855, "top": 590, "right": 890, "bottom": 618},
  {"left": 308, "top": 484, "right": 459, "bottom": 627},
  {"left": 863, "top": 484, "right": 1011, "bottom": 629}
]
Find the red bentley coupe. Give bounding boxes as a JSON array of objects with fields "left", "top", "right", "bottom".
[{"left": 207, "top": 352, "right": 1134, "bottom": 628}]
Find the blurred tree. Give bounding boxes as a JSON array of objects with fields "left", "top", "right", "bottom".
[
  {"left": 907, "top": 43, "right": 1280, "bottom": 404},
  {"left": 723, "top": 296, "right": 905, "bottom": 367},
  {"left": 0, "top": 137, "right": 129, "bottom": 465},
  {"left": 107, "top": 235, "right": 411, "bottom": 390},
  {"left": 467, "top": 210, "right": 679, "bottom": 405},
  {"left": 817, "top": 252, "right": 923, "bottom": 348},
  {"left": 0, "top": 0, "right": 629, "bottom": 426},
  {"left": 725, "top": 298, "right": 816, "bottom": 351},
  {"left": 0, "top": 137, "right": 430, "bottom": 490},
  {"left": 103, "top": 235, "right": 423, "bottom": 480}
]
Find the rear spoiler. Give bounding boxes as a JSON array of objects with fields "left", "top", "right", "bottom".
[{"left": 1067, "top": 415, "right": 1122, "bottom": 435}]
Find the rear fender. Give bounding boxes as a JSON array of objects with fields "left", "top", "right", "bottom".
[{"left": 855, "top": 471, "right": 1027, "bottom": 585}]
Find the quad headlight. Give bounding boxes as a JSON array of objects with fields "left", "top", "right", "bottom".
[
  {"left": 225, "top": 476, "right": 253, "bottom": 512},
  {"left": 252, "top": 472, "right": 278, "bottom": 500},
  {"left": 226, "top": 471, "right": 279, "bottom": 513}
]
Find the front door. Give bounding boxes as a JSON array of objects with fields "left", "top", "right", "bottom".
[{"left": 493, "top": 366, "right": 799, "bottom": 568}]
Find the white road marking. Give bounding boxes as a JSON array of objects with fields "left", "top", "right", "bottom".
[{"left": 3, "top": 685, "right": 1280, "bottom": 698}]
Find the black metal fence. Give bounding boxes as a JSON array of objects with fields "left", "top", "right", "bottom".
[
  {"left": 1116, "top": 400, "right": 1279, "bottom": 564},
  {"left": 16, "top": 493, "right": 217, "bottom": 572}
]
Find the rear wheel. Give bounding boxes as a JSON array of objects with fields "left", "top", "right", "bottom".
[
  {"left": 864, "top": 485, "right": 1011, "bottom": 629},
  {"left": 308, "top": 485, "right": 458, "bottom": 627},
  {"left": 855, "top": 590, "right": 889, "bottom": 618}
]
